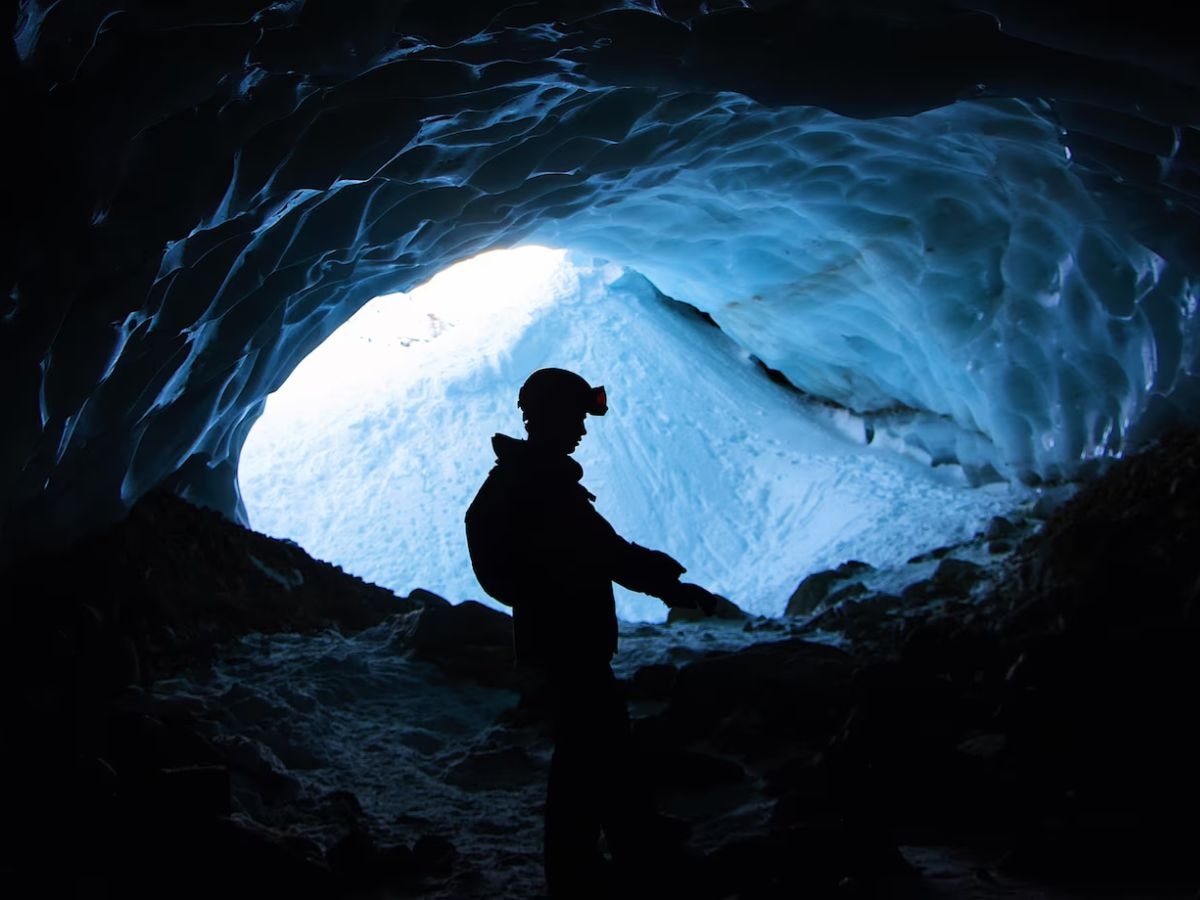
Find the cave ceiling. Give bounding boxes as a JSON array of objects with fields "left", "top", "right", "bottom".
[{"left": 2, "top": 0, "right": 1197, "bottom": 558}]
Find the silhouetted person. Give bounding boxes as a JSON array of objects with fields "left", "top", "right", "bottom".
[{"left": 465, "top": 367, "right": 718, "bottom": 899}]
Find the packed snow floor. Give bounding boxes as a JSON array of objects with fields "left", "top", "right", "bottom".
[
  {"left": 158, "top": 602, "right": 1175, "bottom": 900},
  {"left": 155, "top": 616, "right": 789, "bottom": 898}
]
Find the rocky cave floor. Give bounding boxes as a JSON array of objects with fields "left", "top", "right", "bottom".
[{"left": 3, "top": 432, "right": 1198, "bottom": 899}]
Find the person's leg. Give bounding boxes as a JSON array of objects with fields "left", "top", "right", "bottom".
[
  {"left": 586, "top": 667, "right": 662, "bottom": 889},
  {"left": 544, "top": 739, "right": 610, "bottom": 898},
  {"left": 543, "top": 663, "right": 613, "bottom": 898},
  {"left": 585, "top": 666, "right": 705, "bottom": 897}
]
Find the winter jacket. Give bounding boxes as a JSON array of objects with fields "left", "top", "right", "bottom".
[{"left": 465, "top": 433, "right": 683, "bottom": 663}]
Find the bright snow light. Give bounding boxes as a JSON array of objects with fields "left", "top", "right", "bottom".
[
  {"left": 239, "top": 246, "right": 1019, "bottom": 621},
  {"left": 250, "top": 245, "right": 572, "bottom": 416}
]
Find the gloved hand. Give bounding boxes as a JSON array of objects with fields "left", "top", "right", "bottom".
[
  {"left": 660, "top": 581, "right": 720, "bottom": 616},
  {"left": 630, "top": 543, "right": 686, "bottom": 584}
]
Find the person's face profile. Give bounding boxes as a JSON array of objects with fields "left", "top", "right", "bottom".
[{"left": 531, "top": 409, "right": 587, "bottom": 454}]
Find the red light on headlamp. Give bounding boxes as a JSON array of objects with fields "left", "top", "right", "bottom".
[{"left": 589, "top": 386, "right": 608, "bottom": 416}]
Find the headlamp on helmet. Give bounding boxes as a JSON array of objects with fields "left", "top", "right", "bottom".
[{"left": 518, "top": 368, "right": 608, "bottom": 420}]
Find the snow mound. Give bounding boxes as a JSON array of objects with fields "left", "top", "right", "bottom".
[{"left": 240, "top": 249, "right": 1020, "bottom": 619}]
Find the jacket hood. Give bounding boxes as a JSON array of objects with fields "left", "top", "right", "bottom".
[{"left": 491, "top": 432, "right": 584, "bottom": 482}]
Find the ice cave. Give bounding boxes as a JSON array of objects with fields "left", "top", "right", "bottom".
[{"left": 3, "top": 2, "right": 1198, "bottom": 898}]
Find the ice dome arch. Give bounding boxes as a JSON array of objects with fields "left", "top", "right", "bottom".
[{"left": 3, "top": 1, "right": 1199, "bottom": 559}]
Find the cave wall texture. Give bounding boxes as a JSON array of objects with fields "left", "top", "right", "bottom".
[{"left": 2, "top": 0, "right": 1198, "bottom": 561}]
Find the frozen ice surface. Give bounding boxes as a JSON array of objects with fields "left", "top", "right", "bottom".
[
  {"left": 21, "top": 79, "right": 1196, "bottom": 556},
  {"left": 527, "top": 98, "right": 1197, "bottom": 484},
  {"left": 239, "top": 248, "right": 1022, "bottom": 620}
]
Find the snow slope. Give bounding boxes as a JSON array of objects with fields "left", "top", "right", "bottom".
[{"left": 239, "top": 248, "right": 1021, "bottom": 619}]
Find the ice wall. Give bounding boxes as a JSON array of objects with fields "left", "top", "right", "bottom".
[
  {"left": 144, "top": 90, "right": 1199, "bottom": 503},
  {"left": 528, "top": 97, "right": 1197, "bottom": 484},
  {"left": 4, "top": 1, "right": 1198, "bottom": 556}
]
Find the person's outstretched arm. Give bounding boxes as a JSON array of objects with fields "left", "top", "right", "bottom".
[{"left": 610, "top": 539, "right": 719, "bottom": 615}]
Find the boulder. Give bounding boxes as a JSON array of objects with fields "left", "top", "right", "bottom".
[
  {"left": 629, "top": 663, "right": 679, "bottom": 700},
  {"left": 983, "top": 515, "right": 1018, "bottom": 539},
  {"left": 785, "top": 561, "right": 874, "bottom": 617},
  {"left": 640, "top": 748, "right": 746, "bottom": 791},
  {"left": 412, "top": 835, "right": 458, "bottom": 875},
  {"left": 391, "top": 599, "right": 511, "bottom": 653},
  {"left": 326, "top": 827, "right": 418, "bottom": 890},
  {"left": 667, "top": 592, "right": 748, "bottom": 623},
  {"left": 906, "top": 544, "right": 957, "bottom": 564},
  {"left": 666, "top": 639, "right": 857, "bottom": 747},
  {"left": 443, "top": 746, "right": 542, "bottom": 791},
  {"left": 805, "top": 592, "right": 902, "bottom": 648},
  {"left": 389, "top": 599, "right": 514, "bottom": 685},
  {"left": 899, "top": 557, "right": 986, "bottom": 602},
  {"left": 705, "top": 821, "right": 912, "bottom": 900},
  {"left": 932, "top": 557, "right": 987, "bottom": 596}
]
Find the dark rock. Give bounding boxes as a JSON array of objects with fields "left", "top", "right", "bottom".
[
  {"left": 407, "top": 587, "right": 452, "bottom": 608},
  {"left": 202, "top": 816, "right": 334, "bottom": 897},
  {"left": 667, "top": 591, "right": 748, "bottom": 623},
  {"left": 219, "top": 682, "right": 286, "bottom": 727},
  {"left": 825, "top": 660, "right": 991, "bottom": 830},
  {"left": 988, "top": 539, "right": 1013, "bottom": 554},
  {"left": 412, "top": 834, "right": 458, "bottom": 875},
  {"left": 76, "top": 754, "right": 120, "bottom": 799},
  {"left": 444, "top": 746, "right": 542, "bottom": 790},
  {"left": 955, "top": 731, "right": 1006, "bottom": 764},
  {"left": 3, "top": 489, "right": 411, "bottom": 683},
  {"left": 641, "top": 748, "right": 746, "bottom": 791},
  {"left": 1030, "top": 487, "right": 1075, "bottom": 519},
  {"left": 111, "top": 634, "right": 141, "bottom": 687},
  {"left": 785, "top": 561, "right": 874, "bottom": 617},
  {"left": 212, "top": 734, "right": 300, "bottom": 804},
  {"left": 320, "top": 789, "right": 365, "bottom": 819},
  {"left": 105, "top": 706, "right": 226, "bottom": 773},
  {"left": 906, "top": 544, "right": 956, "bottom": 564},
  {"left": 898, "top": 617, "right": 1003, "bottom": 686},
  {"left": 390, "top": 599, "right": 511, "bottom": 651},
  {"left": 666, "top": 639, "right": 857, "bottom": 748},
  {"left": 377, "top": 842, "right": 419, "bottom": 881},
  {"left": 741, "top": 617, "right": 786, "bottom": 633},
  {"left": 933, "top": 557, "right": 986, "bottom": 595},
  {"left": 899, "top": 578, "right": 939, "bottom": 602},
  {"left": 1000, "top": 820, "right": 1200, "bottom": 885},
  {"left": 105, "top": 813, "right": 333, "bottom": 899},
  {"left": 901, "top": 557, "right": 987, "bottom": 602},
  {"left": 629, "top": 662, "right": 678, "bottom": 700},
  {"left": 389, "top": 599, "right": 515, "bottom": 685},
  {"left": 983, "top": 515, "right": 1018, "bottom": 539},
  {"left": 326, "top": 826, "right": 379, "bottom": 887},
  {"left": 767, "top": 757, "right": 835, "bottom": 824},
  {"left": 326, "top": 830, "right": 420, "bottom": 892},
  {"left": 705, "top": 821, "right": 913, "bottom": 899},
  {"left": 807, "top": 592, "right": 904, "bottom": 648},
  {"left": 305, "top": 790, "right": 369, "bottom": 837},
  {"left": 149, "top": 765, "right": 232, "bottom": 819},
  {"left": 827, "top": 581, "right": 870, "bottom": 605}
]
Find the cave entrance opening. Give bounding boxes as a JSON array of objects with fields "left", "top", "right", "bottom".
[{"left": 237, "top": 246, "right": 1022, "bottom": 621}]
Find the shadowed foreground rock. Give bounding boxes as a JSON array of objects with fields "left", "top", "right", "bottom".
[
  {"left": 2, "top": 433, "right": 1199, "bottom": 897},
  {"left": 630, "top": 431, "right": 1200, "bottom": 896},
  {"left": 0, "top": 490, "right": 441, "bottom": 899}
]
